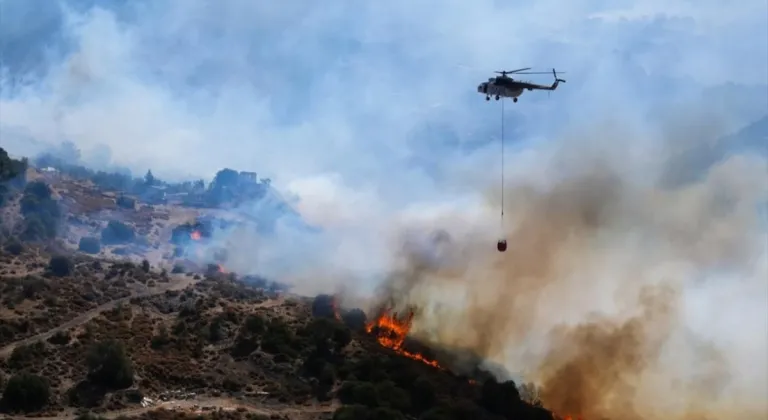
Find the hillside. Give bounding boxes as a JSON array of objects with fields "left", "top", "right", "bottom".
[
  {"left": 0, "top": 149, "right": 560, "bottom": 420},
  {"left": 0, "top": 245, "right": 554, "bottom": 420}
]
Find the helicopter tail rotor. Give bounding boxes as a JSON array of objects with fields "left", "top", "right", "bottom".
[{"left": 553, "top": 68, "right": 566, "bottom": 83}]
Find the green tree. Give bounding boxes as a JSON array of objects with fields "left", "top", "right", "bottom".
[
  {"left": 0, "top": 148, "right": 28, "bottom": 206},
  {"left": 19, "top": 181, "right": 60, "bottom": 240},
  {"left": 1, "top": 373, "right": 50, "bottom": 413},
  {"left": 48, "top": 255, "right": 74, "bottom": 277},
  {"left": 333, "top": 405, "right": 371, "bottom": 420},
  {"left": 144, "top": 170, "right": 155, "bottom": 186},
  {"left": 101, "top": 220, "right": 135, "bottom": 244},
  {"left": 86, "top": 340, "right": 134, "bottom": 389}
]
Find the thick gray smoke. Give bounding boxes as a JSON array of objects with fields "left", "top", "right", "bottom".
[{"left": 347, "top": 117, "right": 768, "bottom": 419}]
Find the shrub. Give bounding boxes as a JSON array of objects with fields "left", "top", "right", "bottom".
[
  {"left": 21, "top": 276, "right": 47, "bottom": 299},
  {"left": 312, "top": 294, "right": 337, "bottom": 318},
  {"left": 3, "top": 239, "right": 23, "bottom": 255},
  {"left": 1, "top": 373, "right": 50, "bottom": 413},
  {"left": 100, "top": 221, "right": 135, "bottom": 245},
  {"left": 19, "top": 181, "right": 60, "bottom": 240},
  {"left": 341, "top": 308, "right": 368, "bottom": 332},
  {"left": 410, "top": 376, "right": 436, "bottom": 412},
  {"left": 86, "top": 340, "right": 134, "bottom": 389},
  {"left": 333, "top": 405, "right": 371, "bottom": 420},
  {"left": 115, "top": 195, "right": 135, "bottom": 209},
  {"left": 244, "top": 314, "right": 266, "bottom": 335},
  {"left": 78, "top": 237, "right": 101, "bottom": 254},
  {"left": 48, "top": 255, "right": 74, "bottom": 277}
]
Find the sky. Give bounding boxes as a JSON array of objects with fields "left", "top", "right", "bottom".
[
  {"left": 1, "top": 1, "right": 767, "bottom": 417},
  {"left": 0, "top": 0, "right": 766, "bottom": 191}
]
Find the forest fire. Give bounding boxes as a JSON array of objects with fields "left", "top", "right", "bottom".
[
  {"left": 190, "top": 230, "right": 202, "bottom": 240},
  {"left": 365, "top": 309, "right": 442, "bottom": 369}
]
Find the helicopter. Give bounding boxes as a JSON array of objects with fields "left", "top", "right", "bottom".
[{"left": 477, "top": 68, "right": 566, "bottom": 102}]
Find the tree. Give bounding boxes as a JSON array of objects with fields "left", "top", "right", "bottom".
[
  {"left": 19, "top": 181, "right": 60, "bottom": 240},
  {"left": 333, "top": 405, "right": 371, "bottom": 420},
  {"left": 0, "top": 147, "right": 28, "bottom": 206},
  {"left": 207, "top": 168, "right": 240, "bottom": 205},
  {"left": 342, "top": 308, "right": 368, "bottom": 332},
  {"left": 312, "top": 294, "right": 337, "bottom": 319},
  {"left": 48, "top": 255, "right": 74, "bottom": 277},
  {"left": 144, "top": 170, "right": 155, "bottom": 186},
  {"left": 1, "top": 373, "right": 50, "bottom": 413},
  {"left": 86, "top": 340, "right": 134, "bottom": 389},
  {"left": 410, "top": 377, "right": 436, "bottom": 412},
  {"left": 479, "top": 379, "right": 523, "bottom": 417},
  {"left": 115, "top": 195, "right": 135, "bottom": 209},
  {"left": 3, "top": 238, "right": 23, "bottom": 255},
  {"left": 211, "top": 168, "right": 239, "bottom": 190},
  {"left": 101, "top": 221, "right": 135, "bottom": 245}
]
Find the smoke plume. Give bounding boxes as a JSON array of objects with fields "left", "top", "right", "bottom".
[{"left": 357, "top": 119, "right": 768, "bottom": 419}]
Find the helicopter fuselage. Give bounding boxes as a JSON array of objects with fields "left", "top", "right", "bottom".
[{"left": 477, "top": 78, "right": 523, "bottom": 101}]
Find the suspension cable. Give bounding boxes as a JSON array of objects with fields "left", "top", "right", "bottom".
[{"left": 500, "top": 98, "right": 505, "bottom": 229}]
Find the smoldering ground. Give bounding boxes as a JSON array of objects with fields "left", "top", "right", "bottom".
[{"left": 346, "top": 116, "right": 768, "bottom": 419}]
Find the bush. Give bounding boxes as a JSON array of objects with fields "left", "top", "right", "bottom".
[
  {"left": 341, "top": 308, "right": 368, "bottom": 332},
  {"left": 3, "top": 238, "right": 23, "bottom": 255},
  {"left": 86, "top": 340, "right": 134, "bottom": 389},
  {"left": 312, "top": 294, "right": 337, "bottom": 318},
  {"left": 116, "top": 195, "right": 135, "bottom": 209},
  {"left": 0, "top": 148, "right": 28, "bottom": 205},
  {"left": 338, "top": 381, "right": 378, "bottom": 407},
  {"left": 410, "top": 376, "right": 436, "bottom": 412},
  {"left": 333, "top": 405, "right": 371, "bottom": 420},
  {"left": 78, "top": 237, "right": 101, "bottom": 254},
  {"left": 19, "top": 181, "right": 60, "bottom": 240},
  {"left": 479, "top": 378, "right": 523, "bottom": 417},
  {"left": 48, "top": 255, "right": 74, "bottom": 277},
  {"left": 244, "top": 314, "right": 266, "bottom": 335},
  {"left": 1, "top": 373, "right": 50, "bottom": 413},
  {"left": 21, "top": 276, "right": 47, "bottom": 299},
  {"left": 100, "top": 221, "right": 135, "bottom": 245}
]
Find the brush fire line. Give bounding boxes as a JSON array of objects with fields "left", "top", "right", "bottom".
[
  {"left": 364, "top": 309, "right": 585, "bottom": 420},
  {"left": 365, "top": 309, "right": 443, "bottom": 369}
]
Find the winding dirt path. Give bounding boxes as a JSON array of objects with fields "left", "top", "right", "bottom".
[{"left": 0, "top": 274, "right": 198, "bottom": 358}]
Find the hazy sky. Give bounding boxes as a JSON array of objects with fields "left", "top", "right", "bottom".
[{"left": 0, "top": 0, "right": 766, "bottom": 197}]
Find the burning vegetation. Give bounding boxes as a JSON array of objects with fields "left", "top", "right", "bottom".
[{"left": 365, "top": 308, "right": 443, "bottom": 369}]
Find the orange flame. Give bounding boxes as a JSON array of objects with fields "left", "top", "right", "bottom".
[
  {"left": 331, "top": 297, "right": 341, "bottom": 320},
  {"left": 190, "top": 230, "right": 202, "bottom": 240},
  {"left": 365, "top": 309, "right": 442, "bottom": 369}
]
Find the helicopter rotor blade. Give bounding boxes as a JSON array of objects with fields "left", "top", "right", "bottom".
[
  {"left": 495, "top": 67, "right": 532, "bottom": 75},
  {"left": 513, "top": 71, "right": 567, "bottom": 75}
]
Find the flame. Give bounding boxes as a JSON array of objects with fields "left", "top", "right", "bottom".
[
  {"left": 331, "top": 297, "right": 341, "bottom": 320},
  {"left": 190, "top": 230, "right": 202, "bottom": 240},
  {"left": 365, "top": 309, "right": 442, "bottom": 369},
  {"left": 217, "top": 264, "right": 227, "bottom": 273}
]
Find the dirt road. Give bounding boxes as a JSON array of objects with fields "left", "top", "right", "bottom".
[{"left": 0, "top": 274, "right": 198, "bottom": 358}]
